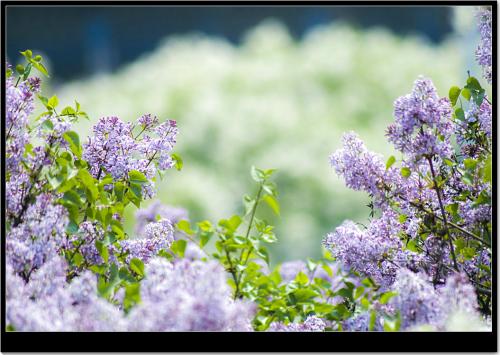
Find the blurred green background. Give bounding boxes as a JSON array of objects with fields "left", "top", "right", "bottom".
[{"left": 7, "top": 6, "right": 485, "bottom": 264}]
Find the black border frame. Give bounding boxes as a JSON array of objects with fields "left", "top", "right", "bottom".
[{"left": 1, "top": 0, "right": 497, "bottom": 352}]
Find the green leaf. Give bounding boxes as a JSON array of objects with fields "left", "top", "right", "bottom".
[
  {"left": 95, "top": 240, "right": 109, "bottom": 264},
  {"left": 15, "top": 64, "right": 24, "bottom": 75},
  {"left": 379, "top": 291, "right": 398, "bottom": 304},
  {"left": 171, "top": 239, "right": 187, "bottom": 258},
  {"left": 463, "top": 158, "right": 478, "bottom": 171},
  {"left": 483, "top": 154, "right": 492, "bottom": 183},
  {"left": 386, "top": 155, "right": 396, "bottom": 170},
  {"left": 455, "top": 108, "right": 465, "bottom": 121},
  {"left": 401, "top": 167, "right": 411, "bottom": 178},
  {"left": 263, "top": 195, "right": 280, "bottom": 216},
  {"left": 171, "top": 153, "right": 183, "bottom": 171},
  {"left": 197, "top": 220, "right": 213, "bottom": 232},
  {"left": 260, "top": 231, "right": 277, "bottom": 243},
  {"left": 22, "top": 63, "right": 32, "bottom": 81},
  {"left": 47, "top": 95, "right": 59, "bottom": 109},
  {"left": 127, "top": 183, "right": 142, "bottom": 207},
  {"left": 128, "top": 170, "right": 148, "bottom": 185},
  {"left": 448, "top": 86, "right": 461, "bottom": 106},
  {"left": 256, "top": 247, "right": 269, "bottom": 265},
  {"left": 124, "top": 283, "right": 141, "bottom": 309},
  {"left": 176, "top": 220, "right": 195, "bottom": 235},
  {"left": 466, "top": 76, "right": 482, "bottom": 91},
  {"left": 130, "top": 258, "right": 145, "bottom": 277},
  {"left": 199, "top": 231, "right": 213, "bottom": 248},
  {"left": 295, "top": 271, "right": 309, "bottom": 285},
  {"left": 31, "top": 61, "right": 49, "bottom": 77},
  {"left": 20, "top": 49, "right": 32, "bottom": 59},
  {"left": 369, "top": 310, "right": 377, "bottom": 331},
  {"left": 354, "top": 286, "right": 365, "bottom": 299},
  {"left": 60, "top": 106, "right": 76, "bottom": 116},
  {"left": 61, "top": 190, "right": 83, "bottom": 207},
  {"left": 219, "top": 215, "right": 242, "bottom": 233},
  {"left": 291, "top": 289, "right": 318, "bottom": 303},
  {"left": 63, "top": 131, "right": 82, "bottom": 158},
  {"left": 78, "top": 169, "right": 98, "bottom": 200},
  {"left": 72, "top": 252, "right": 84, "bottom": 267},
  {"left": 461, "top": 88, "right": 471, "bottom": 101}
]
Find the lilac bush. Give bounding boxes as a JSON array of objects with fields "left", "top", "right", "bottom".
[{"left": 324, "top": 6, "right": 492, "bottom": 330}]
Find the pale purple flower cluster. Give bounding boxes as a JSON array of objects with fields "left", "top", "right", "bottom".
[
  {"left": 82, "top": 115, "right": 178, "bottom": 198},
  {"left": 460, "top": 100, "right": 492, "bottom": 148},
  {"left": 342, "top": 312, "right": 384, "bottom": 332},
  {"left": 120, "top": 219, "right": 174, "bottom": 263},
  {"left": 68, "top": 221, "right": 107, "bottom": 266},
  {"left": 330, "top": 132, "right": 390, "bottom": 205},
  {"left": 322, "top": 210, "right": 424, "bottom": 288},
  {"left": 6, "top": 257, "right": 127, "bottom": 331},
  {"left": 126, "top": 258, "right": 255, "bottom": 331},
  {"left": 6, "top": 193, "right": 69, "bottom": 279},
  {"left": 5, "top": 73, "right": 38, "bottom": 175},
  {"left": 135, "top": 200, "right": 188, "bottom": 236},
  {"left": 386, "top": 77, "right": 453, "bottom": 165},
  {"left": 389, "top": 268, "right": 481, "bottom": 330},
  {"left": 268, "top": 315, "right": 326, "bottom": 332},
  {"left": 7, "top": 255, "right": 256, "bottom": 331},
  {"left": 475, "top": 8, "right": 492, "bottom": 83},
  {"left": 6, "top": 172, "right": 31, "bottom": 219},
  {"left": 83, "top": 116, "right": 142, "bottom": 179},
  {"left": 279, "top": 260, "right": 307, "bottom": 283},
  {"left": 478, "top": 100, "right": 492, "bottom": 138}
]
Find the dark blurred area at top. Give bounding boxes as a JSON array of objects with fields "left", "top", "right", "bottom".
[{"left": 6, "top": 6, "right": 454, "bottom": 81}]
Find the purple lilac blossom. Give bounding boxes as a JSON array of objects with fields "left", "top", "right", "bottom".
[
  {"left": 6, "top": 194, "right": 69, "bottom": 278},
  {"left": 68, "top": 221, "right": 107, "bottom": 266},
  {"left": 268, "top": 315, "right": 326, "bottom": 332},
  {"left": 120, "top": 218, "right": 174, "bottom": 263},
  {"left": 342, "top": 312, "right": 383, "bottom": 331},
  {"left": 279, "top": 260, "right": 307, "bottom": 283},
  {"left": 386, "top": 77, "right": 453, "bottom": 166},
  {"left": 126, "top": 258, "right": 255, "bottom": 331},
  {"left": 330, "top": 132, "right": 400, "bottom": 208},
  {"left": 134, "top": 200, "right": 188, "bottom": 237},
  {"left": 389, "top": 268, "right": 443, "bottom": 329},
  {"left": 6, "top": 260, "right": 126, "bottom": 331},
  {"left": 5, "top": 72, "right": 38, "bottom": 175},
  {"left": 83, "top": 116, "right": 178, "bottom": 199},
  {"left": 475, "top": 8, "right": 492, "bottom": 84},
  {"left": 478, "top": 100, "right": 492, "bottom": 138},
  {"left": 389, "top": 269, "right": 482, "bottom": 330},
  {"left": 322, "top": 210, "right": 424, "bottom": 288}
]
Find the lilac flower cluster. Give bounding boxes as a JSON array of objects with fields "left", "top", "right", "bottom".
[
  {"left": 268, "top": 315, "right": 326, "bottom": 332},
  {"left": 67, "top": 222, "right": 107, "bottom": 266},
  {"left": 6, "top": 74, "right": 38, "bottom": 175},
  {"left": 323, "top": 210, "right": 425, "bottom": 289},
  {"left": 389, "top": 268, "right": 481, "bottom": 330},
  {"left": 475, "top": 8, "right": 492, "bottom": 83},
  {"left": 6, "top": 194, "right": 69, "bottom": 279},
  {"left": 127, "top": 258, "right": 255, "bottom": 331},
  {"left": 342, "top": 312, "right": 383, "bottom": 332},
  {"left": 82, "top": 115, "right": 178, "bottom": 198},
  {"left": 120, "top": 219, "right": 174, "bottom": 263},
  {"left": 330, "top": 132, "right": 399, "bottom": 207},
  {"left": 6, "top": 257, "right": 127, "bottom": 331},
  {"left": 386, "top": 77, "right": 453, "bottom": 165},
  {"left": 135, "top": 200, "right": 188, "bottom": 236},
  {"left": 7, "top": 255, "right": 256, "bottom": 331},
  {"left": 478, "top": 100, "right": 492, "bottom": 139}
]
